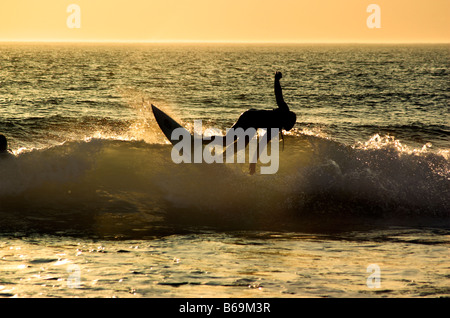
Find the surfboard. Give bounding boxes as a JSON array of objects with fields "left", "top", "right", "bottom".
[{"left": 151, "top": 104, "right": 193, "bottom": 146}]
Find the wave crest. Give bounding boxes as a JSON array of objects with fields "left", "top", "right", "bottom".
[{"left": 0, "top": 134, "right": 448, "bottom": 237}]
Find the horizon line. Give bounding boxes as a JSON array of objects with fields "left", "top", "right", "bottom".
[{"left": 1, "top": 39, "right": 449, "bottom": 45}]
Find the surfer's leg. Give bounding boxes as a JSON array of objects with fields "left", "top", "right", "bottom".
[
  {"left": 201, "top": 110, "right": 253, "bottom": 148},
  {"left": 248, "top": 129, "right": 279, "bottom": 175},
  {"left": 202, "top": 110, "right": 259, "bottom": 166}
]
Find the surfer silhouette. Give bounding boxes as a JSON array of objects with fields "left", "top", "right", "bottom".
[
  {"left": 230, "top": 71, "right": 296, "bottom": 133},
  {"left": 151, "top": 71, "right": 296, "bottom": 174},
  {"left": 212, "top": 71, "right": 297, "bottom": 174},
  {"left": 0, "top": 134, "right": 14, "bottom": 158}
]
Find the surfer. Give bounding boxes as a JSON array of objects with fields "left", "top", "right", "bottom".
[
  {"left": 0, "top": 134, "right": 14, "bottom": 158},
  {"left": 151, "top": 71, "right": 296, "bottom": 175},
  {"left": 213, "top": 71, "right": 297, "bottom": 174},
  {"left": 230, "top": 71, "right": 296, "bottom": 134}
]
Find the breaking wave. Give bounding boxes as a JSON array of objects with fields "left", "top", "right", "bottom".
[{"left": 0, "top": 132, "right": 448, "bottom": 238}]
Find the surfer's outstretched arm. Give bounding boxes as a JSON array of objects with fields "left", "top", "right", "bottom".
[
  {"left": 248, "top": 129, "right": 279, "bottom": 175},
  {"left": 275, "top": 71, "right": 289, "bottom": 111}
]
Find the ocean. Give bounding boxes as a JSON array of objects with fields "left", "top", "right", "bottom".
[{"left": 0, "top": 43, "right": 449, "bottom": 298}]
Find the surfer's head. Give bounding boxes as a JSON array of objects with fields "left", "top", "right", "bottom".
[
  {"left": 0, "top": 134, "right": 7, "bottom": 152},
  {"left": 281, "top": 111, "right": 296, "bottom": 131}
]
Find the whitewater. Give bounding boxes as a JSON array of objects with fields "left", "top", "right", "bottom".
[{"left": 0, "top": 43, "right": 448, "bottom": 298}]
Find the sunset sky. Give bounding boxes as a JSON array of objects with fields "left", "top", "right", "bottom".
[{"left": 0, "top": 0, "right": 449, "bottom": 43}]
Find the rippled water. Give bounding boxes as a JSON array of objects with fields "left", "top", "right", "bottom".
[
  {"left": 1, "top": 43, "right": 449, "bottom": 150},
  {"left": 0, "top": 43, "right": 449, "bottom": 298},
  {"left": 1, "top": 230, "right": 449, "bottom": 298}
]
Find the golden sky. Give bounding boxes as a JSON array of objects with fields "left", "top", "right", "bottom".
[{"left": 0, "top": 0, "right": 449, "bottom": 43}]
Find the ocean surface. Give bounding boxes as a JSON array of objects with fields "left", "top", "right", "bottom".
[{"left": 0, "top": 43, "right": 449, "bottom": 298}]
